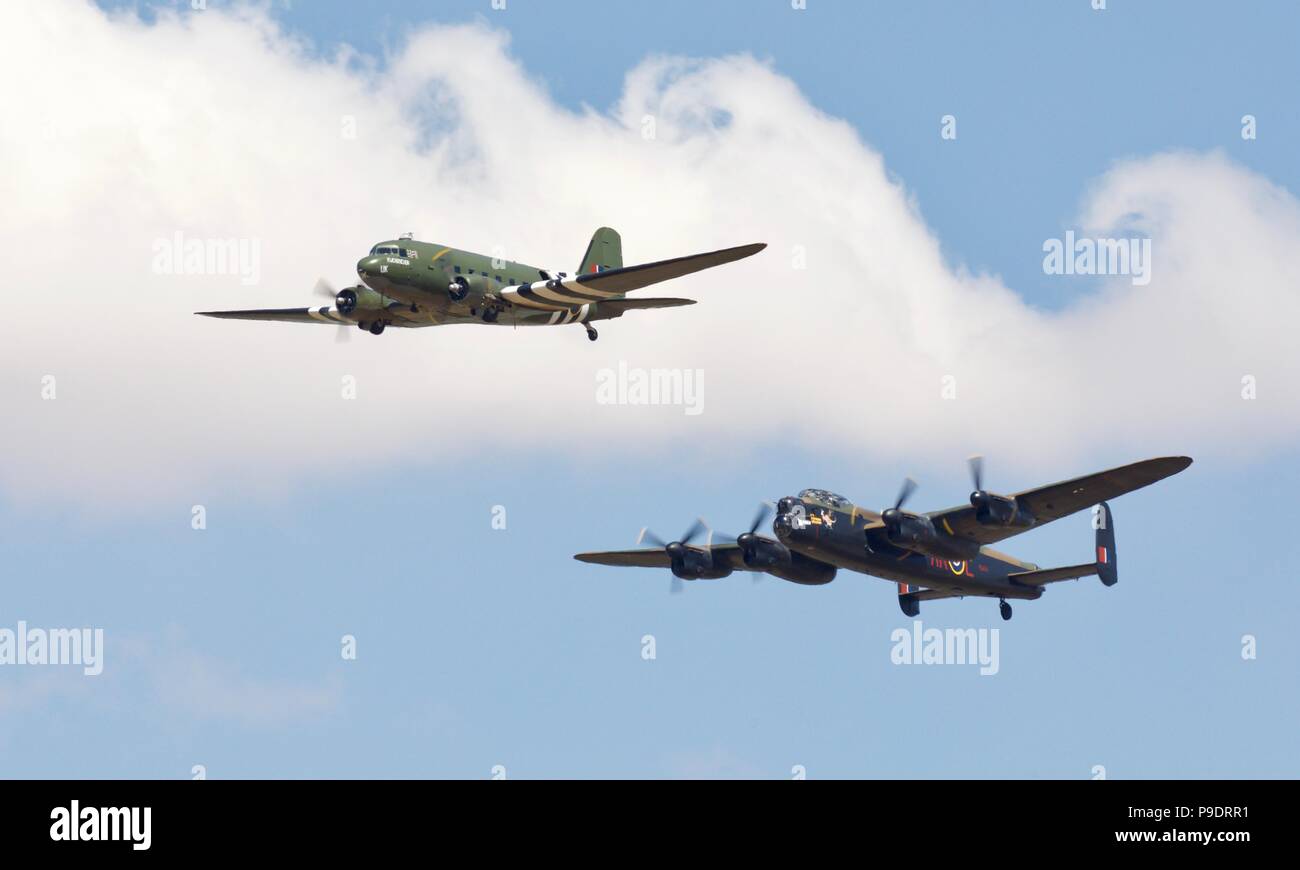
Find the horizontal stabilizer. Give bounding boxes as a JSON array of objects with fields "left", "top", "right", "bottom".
[
  {"left": 1008, "top": 563, "right": 1099, "bottom": 586},
  {"left": 589, "top": 298, "right": 696, "bottom": 322},
  {"left": 601, "top": 297, "right": 695, "bottom": 311},
  {"left": 897, "top": 583, "right": 965, "bottom": 617}
]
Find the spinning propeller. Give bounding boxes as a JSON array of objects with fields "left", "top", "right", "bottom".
[
  {"left": 637, "top": 519, "right": 707, "bottom": 595},
  {"left": 729, "top": 502, "right": 774, "bottom": 582},
  {"left": 313, "top": 277, "right": 352, "bottom": 343},
  {"left": 880, "top": 476, "right": 918, "bottom": 531},
  {"left": 967, "top": 453, "right": 998, "bottom": 512}
]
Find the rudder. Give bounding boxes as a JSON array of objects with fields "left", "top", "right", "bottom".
[{"left": 1094, "top": 501, "right": 1118, "bottom": 586}]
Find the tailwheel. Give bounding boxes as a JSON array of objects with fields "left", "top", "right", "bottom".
[
  {"left": 585, "top": 324, "right": 598, "bottom": 342},
  {"left": 369, "top": 321, "right": 386, "bottom": 336},
  {"left": 999, "top": 599, "right": 1012, "bottom": 621}
]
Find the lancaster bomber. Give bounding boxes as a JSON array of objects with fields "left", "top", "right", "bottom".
[
  {"left": 575, "top": 456, "right": 1192, "bottom": 620},
  {"left": 196, "top": 228, "right": 764, "bottom": 341}
]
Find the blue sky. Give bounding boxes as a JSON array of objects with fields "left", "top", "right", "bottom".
[{"left": 2, "top": 0, "right": 1296, "bottom": 778}]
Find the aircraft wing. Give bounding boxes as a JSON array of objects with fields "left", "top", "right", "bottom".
[
  {"left": 574, "top": 543, "right": 744, "bottom": 570},
  {"left": 195, "top": 306, "right": 352, "bottom": 324},
  {"left": 502, "top": 243, "right": 765, "bottom": 312},
  {"left": 926, "top": 456, "right": 1192, "bottom": 547}
]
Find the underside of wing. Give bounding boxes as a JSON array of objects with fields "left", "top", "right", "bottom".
[
  {"left": 573, "top": 548, "right": 671, "bottom": 568},
  {"left": 573, "top": 543, "right": 743, "bottom": 570},
  {"left": 195, "top": 306, "right": 352, "bottom": 325},
  {"left": 501, "top": 243, "right": 764, "bottom": 312},
  {"left": 927, "top": 456, "right": 1192, "bottom": 546}
]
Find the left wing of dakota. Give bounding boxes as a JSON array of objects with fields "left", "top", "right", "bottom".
[
  {"left": 502, "top": 243, "right": 765, "bottom": 312},
  {"left": 194, "top": 306, "right": 352, "bottom": 324},
  {"left": 926, "top": 456, "right": 1192, "bottom": 547}
]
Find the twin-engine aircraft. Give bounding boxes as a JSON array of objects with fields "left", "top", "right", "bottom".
[
  {"left": 196, "top": 228, "right": 764, "bottom": 341},
  {"left": 575, "top": 456, "right": 1192, "bottom": 620}
]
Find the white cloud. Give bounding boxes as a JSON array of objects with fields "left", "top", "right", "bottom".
[{"left": 2, "top": 1, "right": 1296, "bottom": 509}]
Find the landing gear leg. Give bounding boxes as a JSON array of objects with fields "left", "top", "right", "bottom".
[
  {"left": 999, "top": 599, "right": 1012, "bottom": 621},
  {"left": 585, "top": 324, "right": 598, "bottom": 342},
  {"left": 369, "top": 321, "right": 387, "bottom": 336}
]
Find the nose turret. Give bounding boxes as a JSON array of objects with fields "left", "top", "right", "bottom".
[{"left": 773, "top": 496, "right": 800, "bottom": 540}]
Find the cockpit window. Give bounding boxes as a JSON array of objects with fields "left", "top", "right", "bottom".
[
  {"left": 798, "top": 488, "right": 850, "bottom": 509},
  {"left": 370, "top": 244, "right": 402, "bottom": 256}
]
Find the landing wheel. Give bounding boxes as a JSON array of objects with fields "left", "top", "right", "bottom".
[
  {"left": 585, "top": 325, "right": 598, "bottom": 342},
  {"left": 482, "top": 309, "right": 499, "bottom": 323},
  {"left": 999, "top": 599, "right": 1012, "bottom": 621},
  {"left": 369, "top": 321, "right": 386, "bottom": 336}
]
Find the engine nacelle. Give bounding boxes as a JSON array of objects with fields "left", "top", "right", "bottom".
[
  {"left": 882, "top": 511, "right": 978, "bottom": 561},
  {"left": 970, "top": 492, "right": 1036, "bottom": 529},
  {"left": 739, "top": 537, "right": 791, "bottom": 571},
  {"left": 766, "top": 551, "right": 837, "bottom": 586},
  {"left": 670, "top": 549, "right": 733, "bottom": 580},
  {"left": 447, "top": 273, "right": 490, "bottom": 305},
  {"left": 335, "top": 285, "right": 388, "bottom": 318}
]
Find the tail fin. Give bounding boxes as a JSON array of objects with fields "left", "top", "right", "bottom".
[
  {"left": 1094, "top": 501, "right": 1118, "bottom": 586},
  {"left": 578, "top": 227, "right": 622, "bottom": 275},
  {"left": 897, "top": 583, "right": 921, "bottom": 617}
]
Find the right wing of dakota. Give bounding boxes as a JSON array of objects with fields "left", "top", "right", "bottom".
[{"left": 501, "top": 243, "right": 765, "bottom": 313}]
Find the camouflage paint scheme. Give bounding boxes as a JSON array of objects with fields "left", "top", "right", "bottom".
[{"left": 196, "top": 227, "right": 764, "bottom": 339}]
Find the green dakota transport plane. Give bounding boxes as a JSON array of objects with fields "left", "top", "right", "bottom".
[
  {"left": 197, "top": 228, "right": 764, "bottom": 341},
  {"left": 575, "top": 456, "right": 1192, "bottom": 620}
]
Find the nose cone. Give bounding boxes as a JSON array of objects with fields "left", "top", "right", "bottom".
[{"left": 356, "top": 256, "right": 381, "bottom": 283}]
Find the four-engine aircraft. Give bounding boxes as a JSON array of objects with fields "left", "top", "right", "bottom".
[
  {"left": 574, "top": 456, "right": 1192, "bottom": 620},
  {"left": 196, "top": 227, "right": 764, "bottom": 341}
]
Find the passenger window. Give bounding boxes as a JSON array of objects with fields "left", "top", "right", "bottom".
[{"left": 453, "top": 266, "right": 461, "bottom": 274}]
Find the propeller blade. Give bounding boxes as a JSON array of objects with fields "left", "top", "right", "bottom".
[
  {"left": 679, "top": 519, "right": 705, "bottom": 547},
  {"left": 313, "top": 277, "right": 337, "bottom": 300},
  {"left": 968, "top": 454, "right": 984, "bottom": 492},
  {"left": 697, "top": 519, "right": 714, "bottom": 548},
  {"left": 670, "top": 576, "right": 684, "bottom": 595},
  {"left": 748, "top": 502, "right": 773, "bottom": 535},
  {"left": 335, "top": 325, "right": 352, "bottom": 344},
  {"left": 894, "top": 477, "right": 918, "bottom": 511},
  {"left": 637, "top": 527, "right": 667, "bottom": 549}
]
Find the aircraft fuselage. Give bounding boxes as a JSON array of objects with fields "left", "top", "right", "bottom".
[{"left": 772, "top": 490, "right": 1044, "bottom": 601}]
